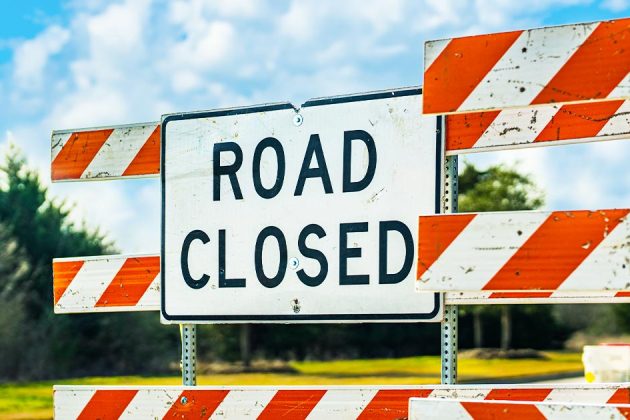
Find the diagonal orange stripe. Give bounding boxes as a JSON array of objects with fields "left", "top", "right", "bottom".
[
  {"left": 52, "top": 260, "right": 85, "bottom": 304},
  {"left": 616, "top": 291, "right": 630, "bottom": 297},
  {"left": 485, "top": 388, "right": 552, "bottom": 402},
  {"left": 51, "top": 129, "right": 113, "bottom": 181},
  {"left": 489, "top": 292, "right": 553, "bottom": 299},
  {"left": 532, "top": 19, "right": 630, "bottom": 106},
  {"left": 461, "top": 401, "right": 547, "bottom": 419},
  {"left": 418, "top": 214, "right": 476, "bottom": 279},
  {"left": 483, "top": 209, "right": 630, "bottom": 291},
  {"left": 163, "top": 390, "right": 228, "bottom": 418},
  {"left": 122, "top": 125, "right": 161, "bottom": 176},
  {"left": 95, "top": 256, "right": 160, "bottom": 307},
  {"left": 535, "top": 100, "right": 625, "bottom": 143},
  {"left": 446, "top": 111, "right": 501, "bottom": 151},
  {"left": 257, "top": 390, "right": 326, "bottom": 419},
  {"left": 424, "top": 31, "right": 522, "bottom": 114},
  {"left": 358, "top": 389, "right": 433, "bottom": 420},
  {"left": 608, "top": 388, "right": 630, "bottom": 404},
  {"left": 77, "top": 390, "right": 137, "bottom": 420}
]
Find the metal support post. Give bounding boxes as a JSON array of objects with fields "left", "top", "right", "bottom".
[
  {"left": 441, "top": 304, "right": 458, "bottom": 384},
  {"left": 441, "top": 123, "right": 459, "bottom": 384},
  {"left": 181, "top": 324, "right": 197, "bottom": 386}
]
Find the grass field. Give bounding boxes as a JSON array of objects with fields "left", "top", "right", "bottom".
[{"left": 1, "top": 352, "right": 583, "bottom": 419}]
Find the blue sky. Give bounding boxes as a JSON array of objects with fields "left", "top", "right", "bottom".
[{"left": 0, "top": 0, "right": 628, "bottom": 253}]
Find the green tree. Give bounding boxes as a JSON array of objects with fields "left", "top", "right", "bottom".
[
  {"left": 0, "top": 147, "right": 179, "bottom": 379},
  {"left": 612, "top": 305, "right": 630, "bottom": 334},
  {"left": 458, "top": 162, "right": 544, "bottom": 350},
  {"left": 0, "top": 222, "right": 29, "bottom": 378}
]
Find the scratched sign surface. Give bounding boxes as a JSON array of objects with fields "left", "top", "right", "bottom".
[{"left": 162, "top": 88, "right": 442, "bottom": 323}]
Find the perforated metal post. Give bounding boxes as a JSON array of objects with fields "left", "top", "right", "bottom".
[
  {"left": 441, "top": 118, "right": 459, "bottom": 384},
  {"left": 181, "top": 324, "right": 197, "bottom": 386}
]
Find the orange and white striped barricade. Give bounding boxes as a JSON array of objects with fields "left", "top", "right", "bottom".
[
  {"left": 423, "top": 17, "right": 630, "bottom": 384},
  {"left": 416, "top": 209, "right": 630, "bottom": 299},
  {"left": 409, "top": 398, "right": 630, "bottom": 419},
  {"left": 48, "top": 101, "right": 630, "bottom": 177},
  {"left": 423, "top": 18, "right": 630, "bottom": 115},
  {"left": 50, "top": 16, "right": 630, "bottom": 415},
  {"left": 51, "top": 122, "right": 160, "bottom": 181},
  {"left": 53, "top": 384, "right": 630, "bottom": 420},
  {"left": 53, "top": 254, "right": 160, "bottom": 313},
  {"left": 445, "top": 99, "right": 630, "bottom": 154}
]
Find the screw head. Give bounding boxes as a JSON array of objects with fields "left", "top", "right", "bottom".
[
  {"left": 293, "top": 114, "right": 303, "bottom": 126},
  {"left": 180, "top": 396, "right": 188, "bottom": 405},
  {"left": 289, "top": 257, "right": 299, "bottom": 270}
]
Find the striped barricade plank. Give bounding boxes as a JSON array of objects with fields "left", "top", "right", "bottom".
[
  {"left": 417, "top": 209, "right": 630, "bottom": 294},
  {"left": 423, "top": 18, "right": 630, "bottom": 114},
  {"left": 51, "top": 122, "right": 160, "bottom": 181},
  {"left": 54, "top": 384, "right": 630, "bottom": 419},
  {"left": 53, "top": 254, "right": 160, "bottom": 313},
  {"left": 446, "top": 291, "right": 630, "bottom": 305},
  {"left": 409, "top": 398, "right": 630, "bottom": 420},
  {"left": 445, "top": 99, "right": 630, "bottom": 155}
]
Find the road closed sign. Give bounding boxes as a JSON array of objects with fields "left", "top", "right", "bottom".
[{"left": 161, "top": 88, "right": 441, "bottom": 322}]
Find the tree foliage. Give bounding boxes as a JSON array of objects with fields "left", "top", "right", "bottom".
[
  {"left": 458, "top": 162, "right": 544, "bottom": 213},
  {"left": 0, "top": 148, "right": 178, "bottom": 380}
]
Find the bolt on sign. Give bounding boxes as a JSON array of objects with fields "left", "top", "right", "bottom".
[{"left": 161, "top": 88, "right": 442, "bottom": 322}]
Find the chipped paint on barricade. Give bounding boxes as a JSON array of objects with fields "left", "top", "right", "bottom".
[
  {"left": 424, "top": 18, "right": 630, "bottom": 114},
  {"left": 53, "top": 384, "right": 630, "bottom": 420},
  {"left": 445, "top": 99, "right": 630, "bottom": 154},
  {"left": 417, "top": 209, "right": 630, "bottom": 293},
  {"left": 51, "top": 122, "right": 160, "bottom": 181},
  {"left": 53, "top": 254, "right": 160, "bottom": 313}
]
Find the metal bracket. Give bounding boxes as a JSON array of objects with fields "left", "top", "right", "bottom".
[
  {"left": 181, "top": 324, "right": 197, "bottom": 386},
  {"left": 440, "top": 117, "right": 459, "bottom": 384}
]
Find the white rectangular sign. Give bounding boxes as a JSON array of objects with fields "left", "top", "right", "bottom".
[{"left": 161, "top": 88, "right": 441, "bottom": 322}]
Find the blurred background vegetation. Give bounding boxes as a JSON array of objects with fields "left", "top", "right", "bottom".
[{"left": 0, "top": 147, "right": 627, "bottom": 381}]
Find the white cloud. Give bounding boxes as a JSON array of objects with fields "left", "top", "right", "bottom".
[
  {"left": 13, "top": 25, "right": 70, "bottom": 90},
  {"left": 168, "top": 21, "right": 236, "bottom": 71},
  {"left": 209, "top": 0, "right": 265, "bottom": 17},
  {"left": 69, "top": 0, "right": 152, "bottom": 89},
  {"left": 171, "top": 70, "right": 203, "bottom": 93},
  {"left": 601, "top": 0, "right": 629, "bottom": 12},
  {"left": 45, "top": 87, "right": 129, "bottom": 129},
  {"left": 278, "top": 1, "right": 315, "bottom": 41},
  {"left": 49, "top": 179, "right": 160, "bottom": 253}
]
